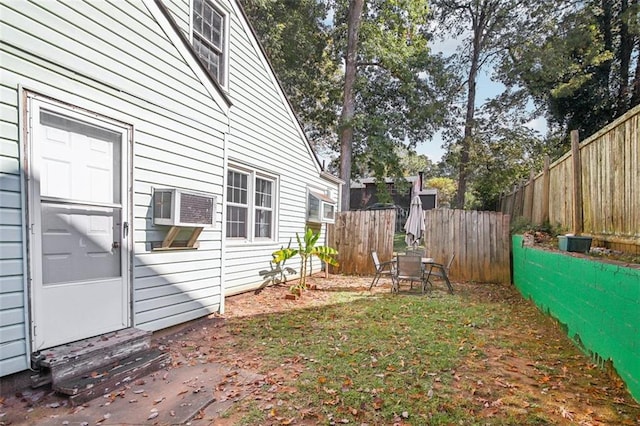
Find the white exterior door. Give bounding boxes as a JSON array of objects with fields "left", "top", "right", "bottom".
[{"left": 29, "top": 98, "right": 131, "bottom": 350}]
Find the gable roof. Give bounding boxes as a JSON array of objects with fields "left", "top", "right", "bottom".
[
  {"left": 146, "top": 0, "right": 232, "bottom": 115},
  {"left": 230, "top": 0, "right": 331, "bottom": 176}
]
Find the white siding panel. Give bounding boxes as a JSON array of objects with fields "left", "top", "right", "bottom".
[
  {"left": 0, "top": 276, "right": 24, "bottom": 294},
  {"left": 137, "top": 282, "right": 213, "bottom": 302},
  {"left": 0, "top": 85, "right": 19, "bottom": 107},
  {"left": 0, "top": 225, "right": 22, "bottom": 243},
  {"left": 1, "top": 191, "right": 20, "bottom": 209},
  {"left": 135, "top": 258, "right": 221, "bottom": 279},
  {"left": 135, "top": 304, "right": 217, "bottom": 332},
  {"left": 0, "top": 308, "right": 25, "bottom": 327},
  {"left": 136, "top": 286, "right": 219, "bottom": 313},
  {"left": 136, "top": 156, "right": 219, "bottom": 185},
  {"left": 0, "top": 173, "right": 21, "bottom": 192},
  {"left": 135, "top": 245, "right": 222, "bottom": 265},
  {"left": 0, "top": 356, "right": 28, "bottom": 377},
  {"left": 135, "top": 137, "right": 225, "bottom": 172},
  {"left": 136, "top": 269, "right": 218, "bottom": 290},
  {"left": 0, "top": 156, "right": 19, "bottom": 175},
  {"left": 0, "top": 292, "right": 23, "bottom": 311},
  {"left": 0, "top": 121, "right": 18, "bottom": 141},
  {"left": 0, "top": 341, "right": 27, "bottom": 362},
  {"left": 1, "top": 52, "right": 228, "bottom": 141},
  {"left": 163, "top": 0, "right": 191, "bottom": 35},
  {"left": 0, "top": 139, "right": 19, "bottom": 158},
  {"left": 0, "top": 0, "right": 227, "bottom": 373},
  {"left": 0, "top": 259, "right": 22, "bottom": 277},
  {"left": 0, "top": 242, "right": 22, "bottom": 259},
  {"left": 135, "top": 296, "right": 219, "bottom": 326},
  {"left": 0, "top": 208, "right": 23, "bottom": 226},
  {"left": 135, "top": 169, "right": 225, "bottom": 191},
  {"left": 0, "top": 103, "right": 18, "bottom": 124},
  {"left": 0, "top": 324, "right": 25, "bottom": 343}
]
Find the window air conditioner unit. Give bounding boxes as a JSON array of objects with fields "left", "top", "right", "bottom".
[
  {"left": 307, "top": 191, "right": 336, "bottom": 224},
  {"left": 153, "top": 188, "right": 216, "bottom": 228}
]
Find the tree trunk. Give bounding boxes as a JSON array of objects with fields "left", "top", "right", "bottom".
[
  {"left": 631, "top": 38, "right": 640, "bottom": 106},
  {"left": 339, "top": 0, "right": 364, "bottom": 212},
  {"left": 617, "top": 0, "right": 632, "bottom": 114},
  {"left": 454, "top": 3, "right": 483, "bottom": 209}
]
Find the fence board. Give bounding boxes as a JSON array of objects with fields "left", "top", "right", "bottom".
[
  {"left": 424, "top": 209, "right": 511, "bottom": 284},
  {"left": 327, "top": 210, "right": 395, "bottom": 275},
  {"left": 329, "top": 209, "right": 511, "bottom": 283}
]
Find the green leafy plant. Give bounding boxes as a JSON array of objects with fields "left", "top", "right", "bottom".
[
  {"left": 258, "top": 239, "right": 298, "bottom": 291},
  {"left": 291, "top": 228, "right": 339, "bottom": 296},
  {"left": 262, "top": 228, "right": 339, "bottom": 297},
  {"left": 285, "top": 228, "right": 339, "bottom": 296}
]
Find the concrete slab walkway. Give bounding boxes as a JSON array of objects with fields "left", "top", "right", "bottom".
[{"left": 31, "top": 363, "right": 263, "bottom": 425}]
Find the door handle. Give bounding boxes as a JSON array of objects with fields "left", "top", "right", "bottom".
[
  {"left": 123, "top": 221, "right": 129, "bottom": 238},
  {"left": 112, "top": 241, "right": 120, "bottom": 249}
]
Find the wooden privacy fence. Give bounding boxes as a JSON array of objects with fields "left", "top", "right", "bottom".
[
  {"left": 424, "top": 209, "right": 511, "bottom": 284},
  {"left": 328, "top": 208, "right": 511, "bottom": 284},
  {"left": 499, "top": 105, "right": 640, "bottom": 254},
  {"left": 327, "top": 210, "right": 396, "bottom": 275}
]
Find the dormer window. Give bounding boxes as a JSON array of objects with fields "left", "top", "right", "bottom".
[{"left": 193, "top": 0, "right": 228, "bottom": 87}]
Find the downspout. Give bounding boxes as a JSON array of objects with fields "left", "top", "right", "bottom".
[
  {"left": 18, "top": 86, "right": 34, "bottom": 365},
  {"left": 219, "top": 116, "right": 231, "bottom": 314}
]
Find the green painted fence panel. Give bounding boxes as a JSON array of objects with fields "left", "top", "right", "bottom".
[{"left": 512, "top": 235, "right": 640, "bottom": 402}]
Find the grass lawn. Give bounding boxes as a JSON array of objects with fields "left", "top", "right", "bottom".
[{"left": 189, "top": 276, "right": 640, "bottom": 425}]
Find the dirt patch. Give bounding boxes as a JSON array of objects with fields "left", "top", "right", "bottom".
[{"left": 522, "top": 231, "right": 640, "bottom": 267}]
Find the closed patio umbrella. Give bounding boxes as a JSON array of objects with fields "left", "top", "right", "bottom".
[{"left": 404, "top": 192, "right": 425, "bottom": 248}]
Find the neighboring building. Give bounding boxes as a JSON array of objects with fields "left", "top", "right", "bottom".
[
  {"left": 350, "top": 174, "right": 438, "bottom": 212},
  {"left": 0, "top": 0, "right": 340, "bottom": 379}
]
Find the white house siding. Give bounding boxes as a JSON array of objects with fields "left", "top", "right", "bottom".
[
  {"left": 221, "top": 1, "right": 339, "bottom": 295},
  {"left": 161, "top": 0, "right": 340, "bottom": 295},
  {"left": 163, "top": 0, "right": 191, "bottom": 35},
  {"left": 0, "top": 0, "right": 227, "bottom": 376},
  {"left": 0, "top": 78, "right": 27, "bottom": 377}
]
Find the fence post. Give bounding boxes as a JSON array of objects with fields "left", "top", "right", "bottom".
[
  {"left": 525, "top": 169, "right": 535, "bottom": 222},
  {"left": 571, "top": 130, "right": 583, "bottom": 235},
  {"left": 510, "top": 185, "right": 518, "bottom": 218},
  {"left": 542, "top": 155, "right": 550, "bottom": 225}
]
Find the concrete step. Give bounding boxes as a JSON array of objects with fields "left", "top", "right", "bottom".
[
  {"left": 55, "top": 348, "right": 171, "bottom": 405},
  {"left": 33, "top": 328, "right": 152, "bottom": 387}
]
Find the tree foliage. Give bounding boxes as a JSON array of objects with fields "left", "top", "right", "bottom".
[
  {"left": 241, "top": 0, "right": 639, "bottom": 211},
  {"left": 400, "top": 151, "right": 436, "bottom": 177},
  {"left": 331, "top": 0, "right": 455, "bottom": 208},
  {"left": 242, "top": 0, "right": 455, "bottom": 206},
  {"left": 425, "top": 176, "right": 456, "bottom": 207},
  {"left": 429, "top": 0, "right": 537, "bottom": 209},
  {"left": 498, "top": 0, "right": 640, "bottom": 144}
]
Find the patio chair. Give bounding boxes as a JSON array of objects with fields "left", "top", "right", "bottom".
[
  {"left": 392, "top": 254, "right": 427, "bottom": 294},
  {"left": 425, "top": 254, "right": 455, "bottom": 294},
  {"left": 404, "top": 248, "right": 426, "bottom": 289},
  {"left": 369, "top": 251, "right": 395, "bottom": 290}
]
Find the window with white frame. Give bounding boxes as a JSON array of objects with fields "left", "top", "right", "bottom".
[
  {"left": 226, "top": 168, "right": 277, "bottom": 240},
  {"left": 307, "top": 190, "right": 336, "bottom": 224},
  {"left": 193, "top": 0, "right": 227, "bottom": 87}
]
